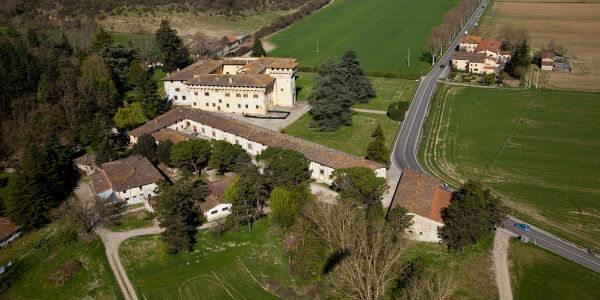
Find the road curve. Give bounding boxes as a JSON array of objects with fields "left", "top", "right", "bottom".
[
  {"left": 391, "top": 0, "right": 600, "bottom": 274},
  {"left": 392, "top": 0, "right": 489, "bottom": 173}
]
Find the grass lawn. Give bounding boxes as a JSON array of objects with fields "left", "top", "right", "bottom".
[
  {"left": 0, "top": 226, "right": 121, "bottom": 300},
  {"left": 284, "top": 112, "right": 398, "bottom": 157},
  {"left": 420, "top": 85, "right": 600, "bottom": 250},
  {"left": 403, "top": 234, "right": 497, "bottom": 300},
  {"left": 120, "top": 221, "right": 292, "bottom": 300},
  {"left": 268, "top": 0, "right": 461, "bottom": 74},
  {"left": 109, "top": 212, "right": 154, "bottom": 232},
  {"left": 295, "top": 72, "right": 417, "bottom": 111},
  {"left": 509, "top": 237, "right": 600, "bottom": 300}
]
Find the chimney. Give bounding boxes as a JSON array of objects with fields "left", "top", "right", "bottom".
[{"left": 229, "top": 78, "right": 232, "bottom": 83}]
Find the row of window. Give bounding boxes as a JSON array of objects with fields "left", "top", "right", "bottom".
[
  {"left": 210, "top": 207, "right": 229, "bottom": 214},
  {"left": 193, "top": 102, "right": 260, "bottom": 109}
]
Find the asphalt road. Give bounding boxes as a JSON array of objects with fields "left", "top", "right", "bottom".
[
  {"left": 392, "top": 0, "right": 489, "bottom": 173},
  {"left": 504, "top": 218, "right": 600, "bottom": 273},
  {"left": 391, "top": 0, "right": 600, "bottom": 274}
]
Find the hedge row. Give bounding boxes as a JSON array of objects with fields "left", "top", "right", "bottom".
[{"left": 387, "top": 101, "right": 410, "bottom": 121}]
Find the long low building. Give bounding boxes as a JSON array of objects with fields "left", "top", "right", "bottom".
[{"left": 129, "top": 108, "right": 387, "bottom": 184}]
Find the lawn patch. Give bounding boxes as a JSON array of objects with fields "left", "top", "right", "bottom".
[
  {"left": 509, "top": 237, "right": 600, "bottom": 300},
  {"left": 120, "top": 221, "right": 293, "bottom": 300},
  {"left": 295, "top": 72, "right": 416, "bottom": 111},
  {"left": 268, "top": 0, "right": 461, "bottom": 74},
  {"left": 284, "top": 112, "right": 398, "bottom": 157},
  {"left": 0, "top": 227, "right": 121, "bottom": 300},
  {"left": 109, "top": 212, "right": 154, "bottom": 232},
  {"left": 420, "top": 85, "right": 600, "bottom": 250}
]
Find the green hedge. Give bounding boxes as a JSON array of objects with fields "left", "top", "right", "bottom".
[{"left": 387, "top": 101, "right": 410, "bottom": 121}]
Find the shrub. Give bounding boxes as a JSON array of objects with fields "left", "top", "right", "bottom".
[
  {"left": 52, "top": 226, "right": 77, "bottom": 246},
  {"left": 387, "top": 101, "right": 410, "bottom": 121}
]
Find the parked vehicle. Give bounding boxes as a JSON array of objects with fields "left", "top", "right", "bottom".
[
  {"left": 440, "top": 64, "right": 445, "bottom": 69},
  {"left": 515, "top": 223, "right": 530, "bottom": 232}
]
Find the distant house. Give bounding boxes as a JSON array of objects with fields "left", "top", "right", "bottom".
[
  {"left": 200, "top": 177, "right": 232, "bottom": 222},
  {"left": 0, "top": 218, "right": 21, "bottom": 248},
  {"left": 498, "top": 51, "right": 512, "bottom": 63},
  {"left": 452, "top": 52, "right": 495, "bottom": 75},
  {"left": 459, "top": 36, "right": 482, "bottom": 52},
  {"left": 554, "top": 62, "right": 571, "bottom": 72},
  {"left": 541, "top": 52, "right": 555, "bottom": 71},
  {"left": 73, "top": 153, "right": 97, "bottom": 175},
  {"left": 90, "top": 155, "right": 164, "bottom": 206},
  {"left": 390, "top": 169, "right": 452, "bottom": 242}
]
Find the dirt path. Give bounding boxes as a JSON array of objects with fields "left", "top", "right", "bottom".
[
  {"left": 493, "top": 228, "right": 517, "bottom": 300},
  {"left": 351, "top": 108, "right": 387, "bottom": 115}
]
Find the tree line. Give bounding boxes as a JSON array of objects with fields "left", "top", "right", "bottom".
[{"left": 426, "top": 0, "right": 480, "bottom": 65}]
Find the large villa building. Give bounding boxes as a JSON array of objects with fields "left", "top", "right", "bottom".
[
  {"left": 162, "top": 57, "right": 298, "bottom": 115},
  {"left": 129, "top": 107, "right": 387, "bottom": 184}
]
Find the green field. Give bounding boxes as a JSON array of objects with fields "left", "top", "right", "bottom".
[
  {"left": 509, "top": 237, "right": 600, "bottom": 300},
  {"left": 284, "top": 112, "right": 398, "bottom": 157},
  {"left": 404, "top": 234, "right": 497, "bottom": 300},
  {"left": 0, "top": 228, "right": 120, "bottom": 300},
  {"left": 420, "top": 85, "right": 600, "bottom": 250},
  {"left": 109, "top": 212, "right": 154, "bottom": 232},
  {"left": 268, "top": 0, "right": 461, "bottom": 74},
  {"left": 295, "top": 71, "right": 417, "bottom": 111},
  {"left": 120, "top": 221, "right": 292, "bottom": 300}
]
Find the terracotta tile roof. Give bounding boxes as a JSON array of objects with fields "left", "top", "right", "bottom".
[
  {"left": 129, "top": 108, "right": 386, "bottom": 171},
  {"left": 74, "top": 153, "right": 96, "bottom": 166},
  {"left": 101, "top": 155, "right": 164, "bottom": 192},
  {"left": 90, "top": 171, "right": 112, "bottom": 193},
  {"left": 199, "top": 177, "right": 232, "bottom": 212},
  {"left": 186, "top": 74, "right": 275, "bottom": 88},
  {"left": 239, "top": 57, "right": 299, "bottom": 74},
  {"left": 459, "top": 36, "right": 482, "bottom": 44},
  {"left": 541, "top": 52, "right": 555, "bottom": 60},
  {"left": 223, "top": 58, "right": 257, "bottom": 65},
  {"left": 453, "top": 51, "right": 486, "bottom": 63},
  {"left": 162, "top": 60, "right": 223, "bottom": 81},
  {"left": 475, "top": 39, "right": 501, "bottom": 53},
  {"left": 226, "top": 37, "right": 238, "bottom": 44},
  {"left": 391, "top": 169, "right": 451, "bottom": 223},
  {"left": 151, "top": 128, "right": 193, "bottom": 144},
  {"left": 0, "top": 218, "right": 20, "bottom": 241}
]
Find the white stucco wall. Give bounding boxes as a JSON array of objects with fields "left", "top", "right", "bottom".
[
  {"left": 204, "top": 203, "right": 232, "bottom": 222},
  {"left": 265, "top": 68, "right": 296, "bottom": 107},
  {"left": 406, "top": 214, "right": 443, "bottom": 243},
  {"left": 452, "top": 59, "right": 469, "bottom": 71},
  {"left": 116, "top": 183, "right": 158, "bottom": 205},
  {"left": 459, "top": 43, "right": 478, "bottom": 52},
  {"left": 188, "top": 85, "right": 272, "bottom": 115},
  {"left": 164, "top": 80, "right": 191, "bottom": 106}
]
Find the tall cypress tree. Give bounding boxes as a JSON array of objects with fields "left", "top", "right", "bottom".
[
  {"left": 250, "top": 38, "right": 266, "bottom": 57},
  {"left": 155, "top": 20, "right": 191, "bottom": 73},
  {"left": 366, "top": 124, "right": 390, "bottom": 165},
  {"left": 135, "top": 68, "right": 166, "bottom": 119}
]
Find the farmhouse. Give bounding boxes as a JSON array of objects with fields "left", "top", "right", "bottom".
[
  {"left": 475, "top": 39, "right": 501, "bottom": 58},
  {"left": 452, "top": 52, "right": 496, "bottom": 75},
  {"left": 90, "top": 155, "right": 165, "bottom": 206},
  {"left": 200, "top": 177, "right": 233, "bottom": 222},
  {"left": 390, "top": 169, "right": 452, "bottom": 243},
  {"left": 163, "top": 57, "right": 298, "bottom": 115},
  {"left": 459, "top": 35, "right": 482, "bottom": 52},
  {"left": 541, "top": 52, "right": 555, "bottom": 71},
  {"left": 129, "top": 108, "right": 387, "bottom": 184}
]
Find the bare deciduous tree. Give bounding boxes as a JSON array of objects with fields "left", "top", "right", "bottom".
[
  {"left": 328, "top": 222, "right": 407, "bottom": 300},
  {"left": 404, "top": 270, "right": 459, "bottom": 300},
  {"left": 498, "top": 25, "right": 530, "bottom": 52},
  {"left": 302, "top": 199, "right": 362, "bottom": 251}
]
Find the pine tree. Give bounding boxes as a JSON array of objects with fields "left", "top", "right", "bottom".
[
  {"left": 366, "top": 124, "right": 390, "bottom": 165},
  {"left": 89, "top": 27, "right": 114, "bottom": 53},
  {"left": 256, "top": 147, "right": 311, "bottom": 188},
  {"left": 207, "top": 140, "right": 246, "bottom": 175},
  {"left": 340, "top": 50, "right": 375, "bottom": 102},
  {"left": 250, "top": 38, "right": 266, "bottom": 57},
  {"left": 438, "top": 181, "right": 494, "bottom": 253},
  {"left": 155, "top": 19, "right": 191, "bottom": 73},
  {"left": 135, "top": 68, "right": 166, "bottom": 119}
]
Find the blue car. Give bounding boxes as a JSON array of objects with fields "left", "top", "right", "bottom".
[{"left": 515, "top": 223, "right": 530, "bottom": 232}]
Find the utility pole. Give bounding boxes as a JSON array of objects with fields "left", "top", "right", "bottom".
[
  {"left": 316, "top": 39, "right": 319, "bottom": 53},
  {"left": 408, "top": 48, "right": 410, "bottom": 67},
  {"left": 536, "top": 70, "right": 539, "bottom": 89}
]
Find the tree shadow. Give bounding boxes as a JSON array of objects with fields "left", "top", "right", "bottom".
[
  {"left": 420, "top": 51, "right": 432, "bottom": 63},
  {"left": 322, "top": 249, "right": 348, "bottom": 274}
]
